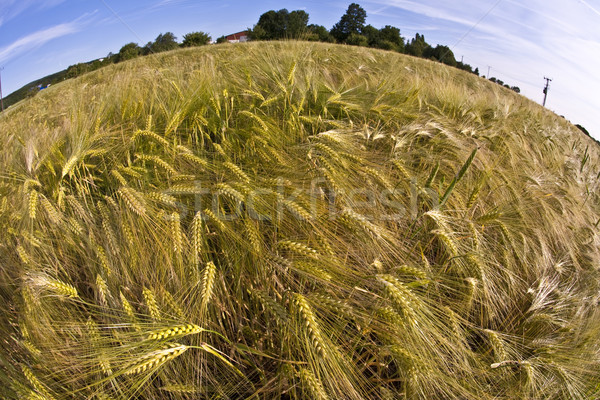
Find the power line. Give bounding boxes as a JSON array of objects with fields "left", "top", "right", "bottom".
[
  {"left": 542, "top": 76, "right": 552, "bottom": 107},
  {"left": 98, "top": 0, "right": 148, "bottom": 46},
  {"left": 450, "top": 0, "right": 503, "bottom": 50}
]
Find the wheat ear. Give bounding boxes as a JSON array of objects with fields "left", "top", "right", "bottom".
[
  {"left": 200, "top": 261, "right": 217, "bottom": 312},
  {"left": 299, "top": 368, "right": 329, "bottom": 400},
  {"left": 143, "top": 287, "right": 161, "bottom": 321},
  {"left": 292, "top": 293, "right": 327, "bottom": 357},
  {"left": 124, "top": 343, "right": 188, "bottom": 375},
  {"left": 147, "top": 324, "right": 204, "bottom": 340}
]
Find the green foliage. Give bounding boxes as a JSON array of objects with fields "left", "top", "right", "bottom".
[
  {"left": 251, "top": 9, "right": 309, "bottom": 40},
  {"left": 307, "top": 24, "right": 334, "bottom": 42},
  {"left": 181, "top": 31, "right": 211, "bottom": 47},
  {"left": 424, "top": 44, "right": 457, "bottom": 66},
  {"left": 216, "top": 35, "right": 228, "bottom": 44},
  {"left": 1, "top": 41, "right": 599, "bottom": 399},
  {"left": 345, "top": 33, "right": 368, "bottom": 47},
  {"left": 117, "top": 42, "right": 142, "bottom": 62},
  {"left": 145, "top": 32, "right": 179, "bottom": 53},
  {"left": 378, "top": 25, "right": 404, "bottom": 52},
  {"left": 361, "top": 24, "right": 404, "bottom": 52},
  {"left": 65, "top": 62, "right": 91, "bottom": 78},
  {"left": 406, "top": 33, "right": 430, "bottom": 57},
  {"left": 331, "top": 3, "right": 367, "bottom": 42}
]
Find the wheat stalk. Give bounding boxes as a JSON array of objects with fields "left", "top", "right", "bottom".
[
  {"left": 118, "top": 187, "right": 147, "bottom": 216},
  {"left": 147, "top": 324, "right": 204, "bottom": 340},
  {"left": 28, "top": 189, "right": 38, "bottom": 220},
  {"left": 292, "top": 293, "right": 327, "bottom": 357},
  {"left": 200, "top": 261, "right": 217, "bottom": 312},
  {"left": 120, "top": 291, "right": 140, "bottom": 331},
  {"left": 223, "top": 161, "right": 251, "bottom": 183},
  {"left": 28, "top": 273, "right": 79, "bottom": 299},
  {"left": 21, "top": 365, "right": 55, "bottom": 400},
  {"left": 299, "top": 367, "right": 329, "bottom": 400},
  {"left": 136, "top": 153, "right": 177, "bottom": 175},
  {"left": 169, "top": 212, "right": 183, "bottom": 256},
  {"left": 143, "top": 287, "right": 161, "bottom": 321},
  {"left": 124, "top": 343, "right": 188, "bottom": 375},
  {"left": 279, "top": 240, "right": 320, "bottom": 260},
  {"left": 95, "top": 274, "right": 109, "bottom": 306}
]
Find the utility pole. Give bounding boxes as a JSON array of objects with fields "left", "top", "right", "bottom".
[
  {"left": 487, "top": 66, "right": 491, "bottom": 78},
  {"left": 542, "top": 77, "right": 552, "bottom": 107},
  {"left": 0, "top": 67, "right": 4, "bottom": 112}
]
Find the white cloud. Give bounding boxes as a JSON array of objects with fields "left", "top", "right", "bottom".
[
  {"left": 367, "top": 0, "right": 600, "bottom": 137},
  {"left": 0, "top": 0, "right": 67, "bottom": 27},
  {"left": 0, "top": 22, "right": 79, "bottom": 65}
]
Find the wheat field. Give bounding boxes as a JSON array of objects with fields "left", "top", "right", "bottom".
[{"left": 0, "top": 41, "right": 599, "bottom": 399}]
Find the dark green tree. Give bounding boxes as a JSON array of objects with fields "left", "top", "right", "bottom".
[
  {"left": 331, "top": 3, "right": 367, "bottom": 43},
  {"left": 252, "top": 9, "right": 288, "bottom": 39},
  {"left": 65, "top": 63, "right": 90, "bottom": 78},
  {"left": 362, "top": 24, "right": 404, "bottom": 51},
  {"left": 216, "top": 35, "right": 228, "bottom": 44},
  {"left": 116, "top": 42, "right": 142, "bottom": 62},
  {"left": 346, "top": 33, "right": 368, "bottom": 47},
  {"left": 378, "top": 25, "right": 404, "bottom": 52},
  {"left": 181, "top": 31, "right": 211, "bottom": 47},
  {"left": 423, "top": 44, "right": 456, "bottom": 66},
  {"left": 146, "top": 32, "right": 179, "bottom": 53},
  {"left": 306, "top": 24, "right": 334, "bottom": 42},
  {"left": 287, "top": 10, "right": 309, "bottom": 38},
  {"left": 251, "top": 9, "right": 309, "bottom": 39},
  {"left": 405, "top": 33, "right": 430, "bottom": 57},
  {"left": 361, "top": 24, "right": 380, "bottom": 47}
]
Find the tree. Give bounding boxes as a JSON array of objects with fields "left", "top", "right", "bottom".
[
  {"left": 378, "top": 25, "right": 404, "bottom": 52},
  {"left": 182, "top": 32, "right": 211, "bottom": 47},
  {"left": 306, "top": 24, "right": 334, "bottom": 42},
  {"left": 287, "top": 10, "right": 309, "bottom": 38},
  {"left": 216, "top": 35, "right": 228, "bottom": 44},
  {"left": 361, "top": 24, "right": 380, "bottom": 47},
  {"left": 251, "top": 9, "right": 309, "bottom": 40},
  {"left": 65, "top": 63, "right": 90, "bottom": 78},
  {"left": 331, "top": 3, "right": 367, "bottom": 43},
  {"left": 346, "top": 33, "right": 368, "bottom": 47},
  {"left": 424, "top": 45, "right": 456, "bottom": 66},
  {"left": 252, "top": 9, "right": 288, "bottom": 40},
  {"left": 116, "top": 42, "right": 141, "bottom": 62},
  {"left": 436, "top": 46, "right": 457, "bottom": 66},
  {"left": 146, "top": 32, "right": 178, "bottom": 53},
  {"left": 405, "top": 33, "right": 430, "bottom": 57}
]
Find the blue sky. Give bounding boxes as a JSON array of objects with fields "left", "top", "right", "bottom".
[{"left": 1, "top": 0, "right": 599, "bottom": 138}]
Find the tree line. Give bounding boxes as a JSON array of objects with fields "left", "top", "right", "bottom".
[
  {"left": 64, "top": 31, "right": 212, "bottom": 78},
  {"left": 10, "top": 2, "right": 520, "bottom": 108},
  {"left": 250, "top": 3, "right": 521, "bottom": 93}
]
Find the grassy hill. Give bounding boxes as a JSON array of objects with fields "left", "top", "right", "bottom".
[
  {"left": 0, "top": 41, "right": 599, "bottom": 399},
  {"left": 1, "top": 69, "right": 69, "bottom": 110}
]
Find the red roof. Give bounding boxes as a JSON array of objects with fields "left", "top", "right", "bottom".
[{"left": 226, "top": 31, "right": 248, "bottom": 41}]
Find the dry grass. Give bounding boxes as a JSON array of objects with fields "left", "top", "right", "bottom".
[{"left": 0, "top": 40, "right": 599, "bottom": 399}]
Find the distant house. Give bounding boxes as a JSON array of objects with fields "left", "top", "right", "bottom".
[{"left": 226, "top": 31, "right": 249, "bottom": 43}]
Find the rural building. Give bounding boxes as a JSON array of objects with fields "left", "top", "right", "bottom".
[{"left": 226, "top": 31, "right": 249, "bottom": 43}]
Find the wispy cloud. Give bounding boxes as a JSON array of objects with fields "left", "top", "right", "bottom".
[
  {"left": 0, "top": 0, "right": 67, "bottom": 27},
  {"left": 0, "top": 17, "right": 86, "bottom": 65},
  {"left": 578, "top": 0, "right": 600, "bottom": 17}
]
